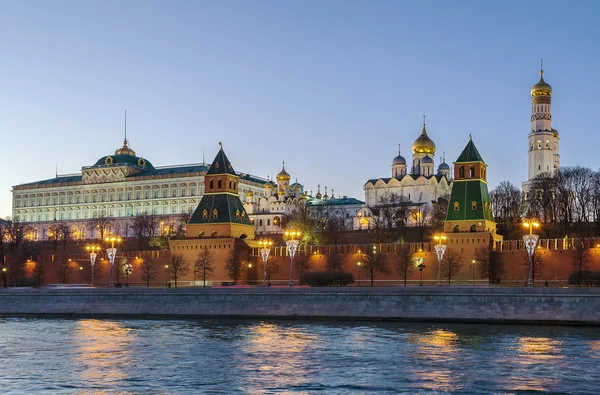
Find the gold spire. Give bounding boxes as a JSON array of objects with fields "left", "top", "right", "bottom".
[
  {"left": 412, "top": 116, "right": 436, "bottom": 155},
  {"left": 531, "top": 60, "right": 552, "bottom": 96}
]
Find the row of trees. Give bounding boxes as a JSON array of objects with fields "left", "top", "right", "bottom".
[{"left": 490, "top": 166, "right": 600, "bottom": 239}]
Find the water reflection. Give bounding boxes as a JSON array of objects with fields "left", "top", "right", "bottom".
[
  {"left": 75, "top": 319, "right": 135, "bottom": 390},
  {"left": 408, "top": 329, "right": 462, "bottom": 392}
]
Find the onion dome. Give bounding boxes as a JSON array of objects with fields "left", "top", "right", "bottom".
[
  {"left": 315, "top": 184, "right": 322, "bottom": 199},
  {"left": 246, "top": 190, "right": 254, "bottom": 197},
  {"left": 278, "top": 189, "right": 285, "bottom": 196},
  {"left": 264, "top": 181, "right": 274, "bottom": 189},
  {"left": 421, "top": 155, "right": 433, "bottom": 164},
  {"left": 392, "top": 144, "right": 406, "bottom": 165},
  {"left": 412, "top": 120, "right": 436, "bottom": 155},
  {"left": 276, "top": 161, "right": 291, "bottom": 181},
  {"left": 438, "top": 161, "right": 450, "bottom": 171},
  {"left": 531, "top": 69, "right": 552, "bottom": 96}
]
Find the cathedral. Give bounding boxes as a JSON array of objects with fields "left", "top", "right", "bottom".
[
  {"left": 522, "top": 65, "right": 560, "bottom": 194},
  {"left": 357, "top": 119, "right": 452, "bottom": 229}
]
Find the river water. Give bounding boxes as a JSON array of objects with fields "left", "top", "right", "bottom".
[{"left": 0, "top": 318, "right": 599, "bottom": 394}]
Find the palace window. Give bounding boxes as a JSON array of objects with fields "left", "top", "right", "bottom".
[
  {"left": 162, "top": 189, "right": 167, "bottom": 198},
  {"left": 154, "top": 190, "right": 158, "bottom": 199},
  {"left": 136, "top": 191, "right": 141, "bottom": 200},
  {"left": 145, "top": 190, "right": 150, "bottom": 199},
  {"left": 454, "top": 202, "right": 460, "bottom": 211},
  {"left": 191, "top": 187, "right": 196, "bottom": 196},
  {"left": 172, "top": 189, "right": 177, "bottom": 197}
]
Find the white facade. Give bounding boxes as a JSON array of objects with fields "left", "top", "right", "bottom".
[
  {"left": 523, "top": 68, "right": 560, "bottom": 192},
  {"left": 12, "top": 140, "right": 267, "bottom": 240},
  {"left": 361, "top": 122, "right": 452, "bottom": 228}
]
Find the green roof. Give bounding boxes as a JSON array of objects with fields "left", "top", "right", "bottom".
[
  {"left": 306, "top": 197, "right": 364, "bottom": 206},
  {"left": 206, "top": 148, "right": 236, "bottom": 175},
  {"left": 446, "top": 180, "right": 493, "bottom": 222},
  {"left": 94, "top": 154, "right": 155, "bottom": 169},
  {"left": 188, "top": 194, "right": 251, "bottom": 225},
  {"left": 455, "top": 139, "right": 484, "bottom": 163}
]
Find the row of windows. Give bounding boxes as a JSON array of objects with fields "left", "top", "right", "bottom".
[
  {"left": 16, "top": 204, "right": 196, "bottom": 222},
  {"left": 530, "top": 140, "right": 556, "bottom": 151},
  {"left": 453, "top": 201, "right": 480, "bottom": 211}
]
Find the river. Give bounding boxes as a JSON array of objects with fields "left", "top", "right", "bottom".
[{"left": 0, "top": 318, "right": 598, "bottom": 394}]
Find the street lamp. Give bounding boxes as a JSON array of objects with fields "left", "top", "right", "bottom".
[
  {"left": 104, "top": 236, "right": 122, "bottom": 287},
  {"left": 258, "top": 240, "right": 273, "bottom": 286},
  {"left": 284, "top": 230, "right": 301, "bottom": 288},
  {"left": 123, "top": 263, "right": 133, "bottom": 287},
  {"left": 415, "top": 257, "right": 426, "bottom": 286},
  {"left": 523, "top": 219, "right": 540, "bottom": 287},
  {"left": 85, "top": 245, "right": 100, "bottom": 286},
  {"left": 471, "top": 259, "right": 476, "bottom": 285},
  {"left": 433, "top": 233, "right": 447, "bottom": 286},
  {"left": 164, "top": 264, "right": 169, "bottom": 288},
  {"left": 2, "top": 267, "right": 7, "bottom": 288}
]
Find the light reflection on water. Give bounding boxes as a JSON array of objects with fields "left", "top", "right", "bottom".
[{"left": 0, "top": 318, "right": 599, "bottom": 394}]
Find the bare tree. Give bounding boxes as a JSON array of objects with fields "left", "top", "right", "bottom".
[
  {"left": 194, "top": 248, "right": 214, "bottom": 287},
  {"left": 490, "top": 181, "right": 523, "bottom": 238},
  {"left": 89, "top": 212, "right": 114, "bottom": 240},
  {"left": 572, "top": 240, "right": 591, "bottom": 286},
  {"left": 359, "top": 248, "right": 388, "bottom": 287},
  {"left": 294, "top": 253, "right": 312, "bottom": 281},
  {"left": 169, "top": 254, "right": 190, "bottom": 288},
  {"left": 140, "top": 258, "right": 157, "bottom": 288},
  {"left": 430, "top": 196, "right": 449, "bottom": 233},
  {"left": 326, "top": 248, "right": 345, "bottom": 280},
  {"left": 395, "top": 244, "right": 414, "bottom": 286},
  {"left": 225, "top": 246, "right": 243, "bottom": 284},
  {"left": 474, "top": 244, "right": 503, "bottom": 284},
  {"left": 411, "top": 204, "right": 431, "bottom": 244},
  {"left": 523, "top": 250, "right": 545, "bottom": 285},
  {"left": 265, "top": 256, "right": 280, "bottom": 283},
  {"left": 440, "top": 249, "right": 463, "bottom": 284},
  {"left": 130, "top": 214, "right": 156, "bottom": 250}
]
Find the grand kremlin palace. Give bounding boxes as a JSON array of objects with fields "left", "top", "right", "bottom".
[{"left": 11, "top": 139, "right": 268, "bottom": 240}]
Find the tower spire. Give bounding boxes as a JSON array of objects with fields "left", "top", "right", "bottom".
[
  {"left": 124, "top": 109, "right": 127, "bottom": 146},
  {"left": 540, "top": 58, "right": 544, "bottom": 76},
  {"left": 398, "top": 144, "right": 401, "bottom": 155}
]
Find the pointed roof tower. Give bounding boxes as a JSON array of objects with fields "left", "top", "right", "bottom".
[{"left": 186, "top": 144, "right": 254, "bottom": 239}]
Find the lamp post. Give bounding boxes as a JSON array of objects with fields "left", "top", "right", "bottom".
[
  {"left": 416, "top": 257, "right": 426, "bottom": 286},
  {"left": 258, "top": 240, "right": 272, "bottom": 286},
  {"left": 2, "top": 267, "right": 7, "bottom": 288},
  {"left": 79, "top": 266, "right": 83, "bottom": 283},
  {"left": 433, "top": 233, "right": 447, "bottom": 286},
  {"left": 523, "top": 219, "right": 540, "bottom": 287},
  {"left": 471, "top": 259, "right": 476, "bottom": 285},
  {"left": 85, "top": 245, "right": 100, "bottom": 286},
  {"left": 123, "top": 263, "right": 133, "bottom": 287},
  {"left": 284, "top": 230, "right": 301, "bottom": 288},
  {"left": 164, "top": 265, "right": 169, "bottom": 288},
  {"left": 104, "top": 236, "right": 122, "bottom": 287}
]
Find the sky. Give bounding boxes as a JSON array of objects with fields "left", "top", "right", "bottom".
[{"left": 1, "top": 0, "right": 600, "bottom": 218}]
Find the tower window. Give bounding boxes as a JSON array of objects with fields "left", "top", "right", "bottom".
[
  {"left": 454, "top": 202, "right": 460, "bottom": 211},
  {"left": 212, "top": 209, "right": 218, "bottom": 218},
  {"left": 472, "top": 201, "right": 477, "bottom": 210},
  {"left": 202, "top": 209, "right": 208, "bottom": 219},
  {"left": 537, "top": 141, "right": 542, "bottom": 149},
  {"left": 546, "top": 141, "right": 549, "bottom": 149},
  {"left": 459, "top": 166, "right": 465, "bottom": 178},
  {"left": 209, "top": 180, "right": 214, "bottom": 189},
  {"left": 538, "top": 165, "right": 541, "bottom": 170},
  {"left": 530, "top": 142, "right": 533, "bottom": 151},
  {"left": 469, "top": 166, "right": 475, "bottom": 177},
  {"left": 217, "top": 179, "right": 222, "bottom": 189}
]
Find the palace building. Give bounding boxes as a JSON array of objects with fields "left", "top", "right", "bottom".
[{"left": 11, "top": 138, "right": 267, "bottom": 240}]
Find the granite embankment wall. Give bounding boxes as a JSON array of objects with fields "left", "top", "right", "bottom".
[{"left": 2, "top": 287, "right": 600, "bottom": 325}]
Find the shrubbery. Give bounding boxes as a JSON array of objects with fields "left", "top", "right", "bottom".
[
  {"left": 568, "top": 270, "right": 600, "bottom": 286},
  {"left": 301, "top": 271, "right": 355, "bottom": 287}
]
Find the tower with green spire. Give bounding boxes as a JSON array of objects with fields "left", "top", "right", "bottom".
[
  {"left": 186, "top": 144, "right": 255, "bottom": 239},
  {"left": 444, "top": 137, "right": 502, "bottom": 249}
]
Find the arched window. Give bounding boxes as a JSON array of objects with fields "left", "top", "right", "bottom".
[
  {"left": 229, "top": 181, "right": 232, "bottom": 189},
  {"left": 459, "top": 166, "right": 465, "bottom": 178},
  {"left": 202, "top": 209, "right": 208, "bottom": 219},
  {"left": 453, "top": 225, "right": 460, "bottom": 233},
  {"left": 217, "top": 179, "right": 222, "bottom": 189},
  {"left": 454, "top": 202, "right": 459, "bottom": 211},
  {"left": 470, "top": 224, "right": 477, "bottom": 232},
  {"left": 259, "top": 219, "right": 263, "bottom": 226},
  {"left": 209, "top": 180, "right": 214, "bottom": 189},
  {"left": 212, "top": 209, "right": 218, "bottom": 218},
  {"left": 472, "top": 201, "right": 477, "bottom": 210},
  {"left": 537, "top": 141, "right": 542, "bottom": 149},
  {"left": 235, "top": 209, "right": 240, "bottom": 218},
  {"left": 267, "top": 219, "right": 271, "bottom": 226},
  {"left": 469, "top": 166, "right": 475, "bottom": 178}
]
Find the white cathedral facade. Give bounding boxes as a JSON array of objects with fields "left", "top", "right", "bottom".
[
  {"left": 357, "top": 120, "right": 453, "bottom": 229},
  {"left": 522, "top": 66, "right": 560, "bottom": 194}
]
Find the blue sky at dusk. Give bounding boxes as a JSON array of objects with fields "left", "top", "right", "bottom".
[{"left": 1, "top": 0, "right": 599, "bottom": 217}]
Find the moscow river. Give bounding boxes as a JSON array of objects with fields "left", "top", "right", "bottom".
[{"left": 1, "top": 318, "right": 599, "bottom": 394}]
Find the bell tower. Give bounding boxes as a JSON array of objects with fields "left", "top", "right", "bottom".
[{"left": 523, "top": 62, "right": 560, "bottom": 193}]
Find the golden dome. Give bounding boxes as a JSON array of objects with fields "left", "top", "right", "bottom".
[
  {"left": 264, "top": 181, "right": 274, "bottom": 189},
  {"left": 531, "top": 71, "right": 552, "bottom": 96},
  {"left": 246, "top": 190, "right": 253, "bottom": 197},
  {"left": 412, "top": 123, "right": 436, "bottom": 155},
  {"left": 276, "top": 161, "right": 291, "bottom": 181}
]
